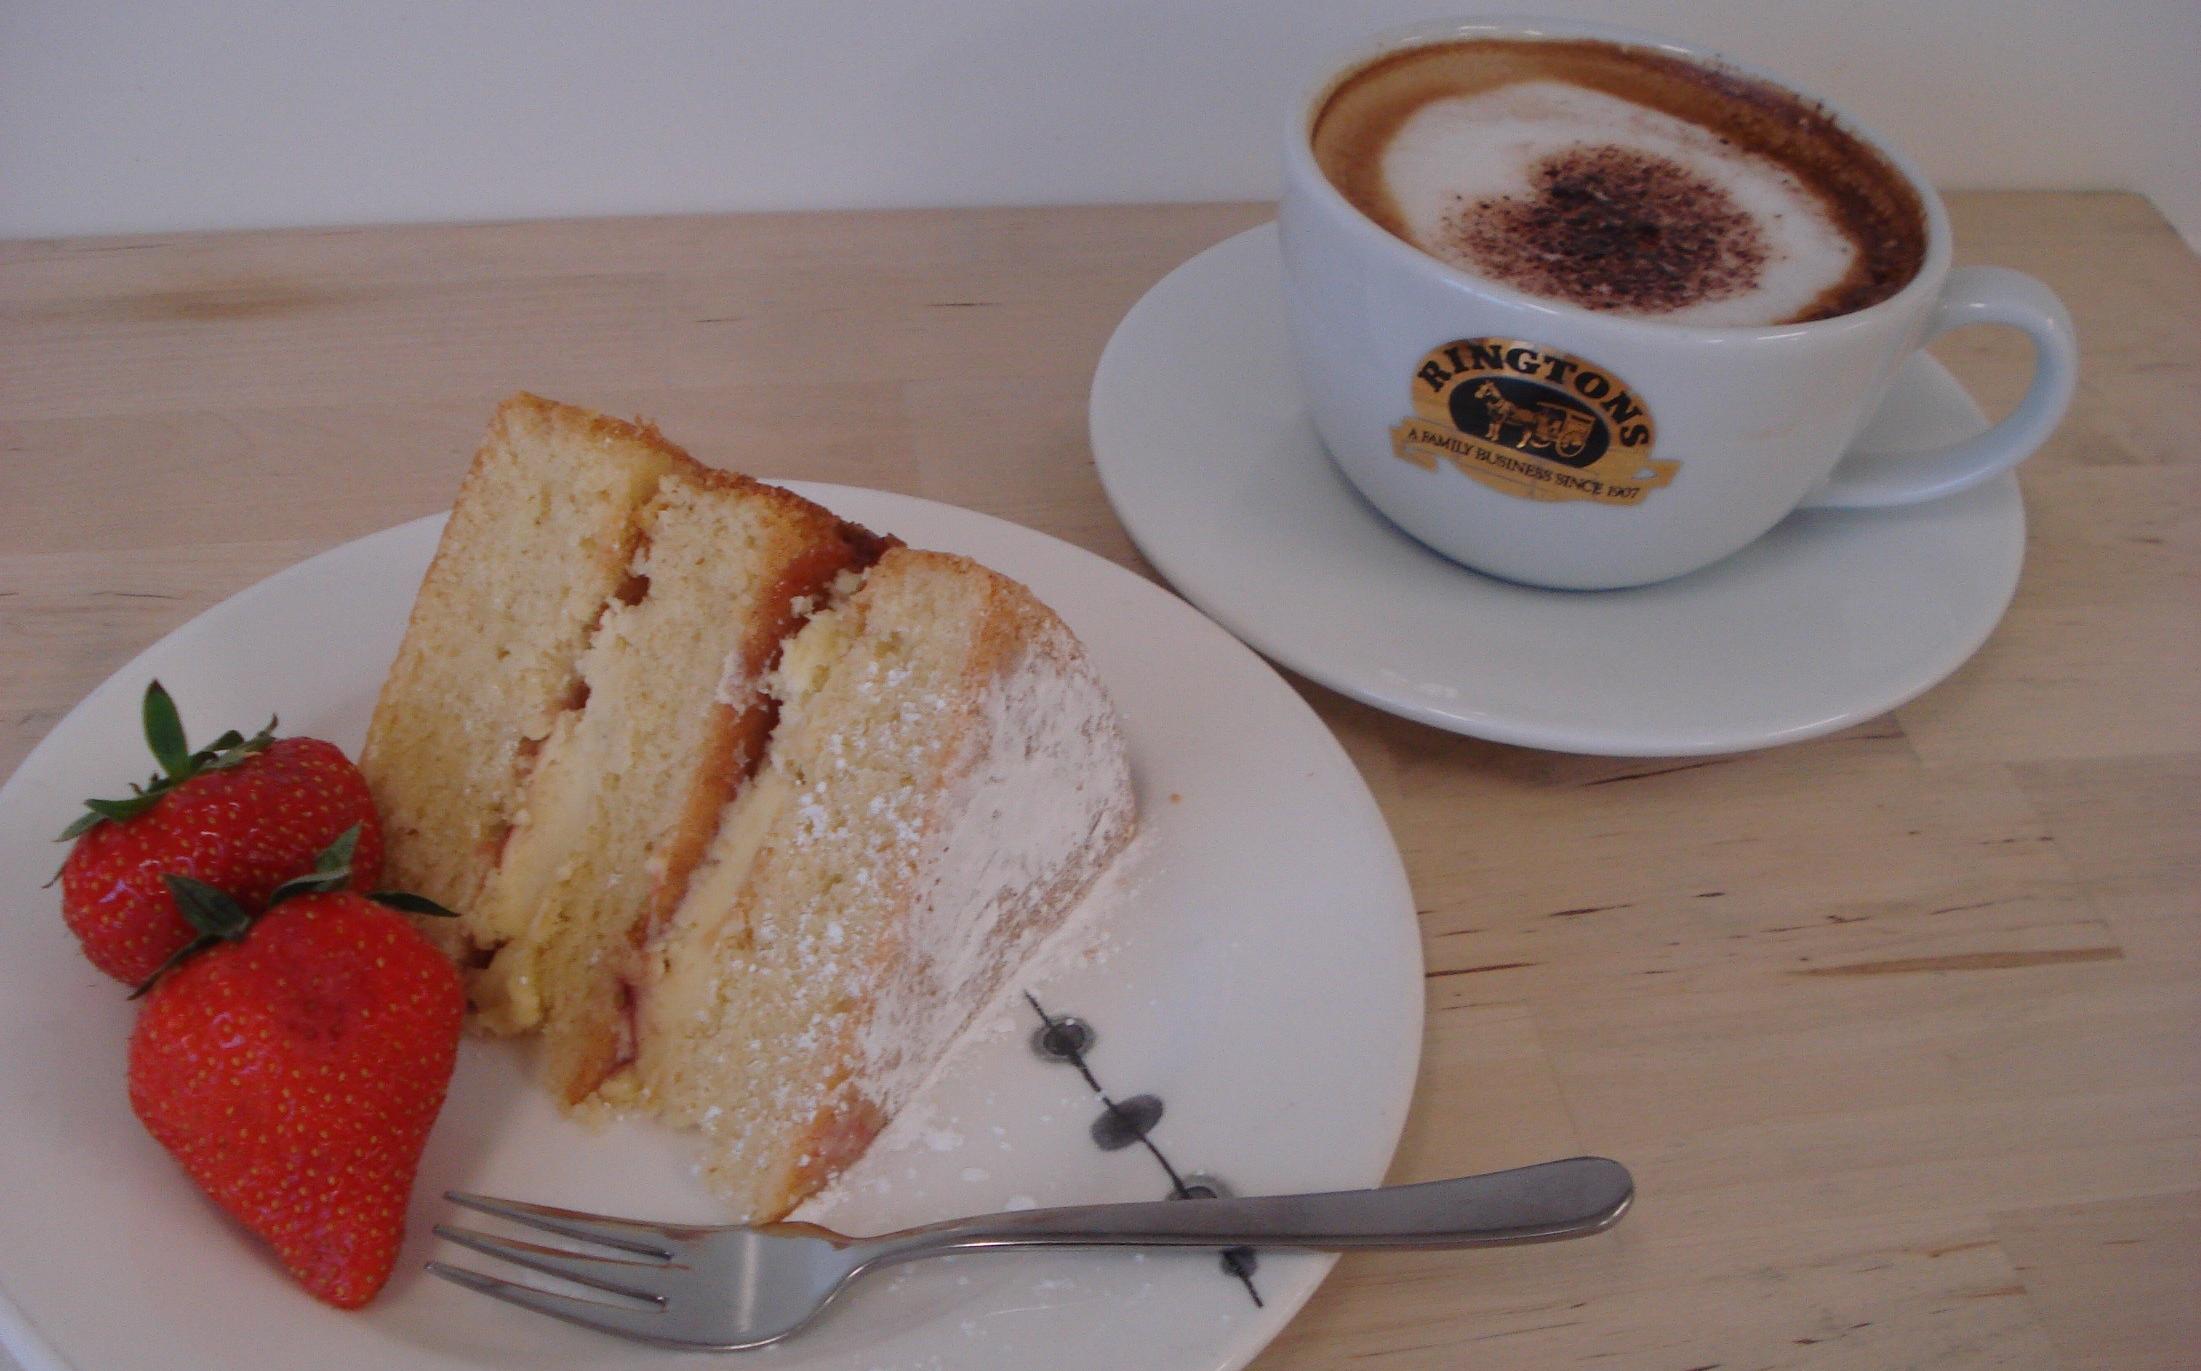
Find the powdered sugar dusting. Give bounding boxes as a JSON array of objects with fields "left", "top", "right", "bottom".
[
  {"left": 632, "top": 554, "right": 1137, "bottom": 1221},
  {"left": 847, "top": 611, "right": 1137, "bottom": 1124},
  {"left": 791, "top": 827, "right": 1151, "bottom": 1224}
]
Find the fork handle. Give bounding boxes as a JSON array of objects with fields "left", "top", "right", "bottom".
[{"left": 855, "top": 1157, "right": 1631, "bottom": 1267}]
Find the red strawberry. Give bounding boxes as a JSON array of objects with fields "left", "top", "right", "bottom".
[
  {"left": 59, "top": 680, "right": 384, "bottom": 985},
  {"left": 127, "top": 854, "right": 463, "bottom": 1309}
]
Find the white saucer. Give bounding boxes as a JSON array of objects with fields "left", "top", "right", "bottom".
[{"left": 1090, "top": 225, "right": 2027, "bottom": 756}]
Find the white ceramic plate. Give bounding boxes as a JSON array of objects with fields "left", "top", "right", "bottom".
[
  {"left": 0, "top": 486, "right": 1422, "bottom": 1371},
  {"left": 1091, "top": 225, "right": 2028, "bottom": 756}
]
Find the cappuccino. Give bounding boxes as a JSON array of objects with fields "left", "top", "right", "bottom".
[{"left": 1312, "top": 39, "right": 1925, "bottom": 326}]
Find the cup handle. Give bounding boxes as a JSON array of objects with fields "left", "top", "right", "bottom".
[{"left": 1797, "top": 266, "right": 2076, "bottom": 510}]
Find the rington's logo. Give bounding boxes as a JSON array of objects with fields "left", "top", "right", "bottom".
[{"left": 1391, "top": 338, "right": 1678, "bottom": 506}]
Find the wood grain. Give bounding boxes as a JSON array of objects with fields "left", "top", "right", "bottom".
[{"left": 3, "top": 192, "right": 2195, "bottom": 1369}]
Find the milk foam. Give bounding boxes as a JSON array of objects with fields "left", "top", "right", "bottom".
[{"left": 1382, "top": 81, "right": 1857, "bottom": 325}]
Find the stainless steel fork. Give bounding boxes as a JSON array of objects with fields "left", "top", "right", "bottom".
[{"left": 427, "top": 1155, "right": 1633, "bottom": 1350}]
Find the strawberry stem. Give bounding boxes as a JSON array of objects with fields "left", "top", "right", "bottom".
[
  {"left": 129, "top": 934, "right": 222, "bottom": 1000},
  {"left": 130, "top": 834, "right": 464, "bottom": 997},
  {"left": 266, "top": 824, "right": 362, "bottom": 906},
  {"left": 56, "top": 682, "right": 279, "bottom": 841},
  {"left": 129, "top": 875, "right": 259, "bottom": 997}
]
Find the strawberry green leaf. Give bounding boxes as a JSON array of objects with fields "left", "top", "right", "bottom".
[
  {"left": 267, "top": 865, "right": 350, "bottom": 905},
  {"left": 317, "top": 823, "right": 361, "bottom": 873},
  {"left": 198, "top": 718, "right": 277, "bottom": 773},
  {"left": 161, "top": 874, "right": 254, "bottom": 940},
  {"left": 266, "top": 823, "right": 364, "bottom": 906},
  {"left": 99, "top": 794, "right": 155, "bottom": 819},
  {"left": 185, "top": 730, "right": 244, "bottom": 769},
  {"left": 93, "top": 794, "right": 155, "bottom": 822},
  {"left": 56, "top": 792, "right": 161, "bottom": 841},
  {"left": 368, "top": 891, "right": 461, "bottom": 918},
  {"left": 143, "top": 681, "right": 191, "bottom": 780},
  {"left": 129, "top": 934, "right": 222, "bottom": 1000}
]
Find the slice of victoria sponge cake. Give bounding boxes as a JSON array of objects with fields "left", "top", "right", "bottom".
[{"left": 363, "top": 394, "right": 1135, "bottom": 1216}]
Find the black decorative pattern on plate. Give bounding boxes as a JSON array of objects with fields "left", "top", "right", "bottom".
[{"left": 1023, "top": 992, "right": 1261, "bottom": 1306}]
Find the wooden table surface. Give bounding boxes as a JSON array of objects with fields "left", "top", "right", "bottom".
[{"left": 3, "top": 192, "right": 2196, "bottom": 1369}]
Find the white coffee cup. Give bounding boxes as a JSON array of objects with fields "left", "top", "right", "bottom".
[{"left": 1279, "top": 17, "right": 2077, "bottom": 590}]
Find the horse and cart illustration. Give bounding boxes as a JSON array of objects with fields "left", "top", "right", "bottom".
[{"left": 1468, "top": 379, "right": 1598, "bottom": 461}]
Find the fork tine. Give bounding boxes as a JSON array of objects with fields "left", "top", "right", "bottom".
[
  {"left": 427, "top": 1263, "right": 687, "bottom": 1346},
  {"left": 442, "top": 1190, "right": 675, "bottom": 1258},
  {"left": 433, "top": 1225, "right": 669, "bottom": 1302}
]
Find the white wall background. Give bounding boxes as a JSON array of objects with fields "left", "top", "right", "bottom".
[{"left": 2, "top": 1, "right": 2196, "bottom": 243}]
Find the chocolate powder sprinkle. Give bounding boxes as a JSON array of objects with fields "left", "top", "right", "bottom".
[{"left": 1445, "top": 143, "right": 1771, "bottom": 315}]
